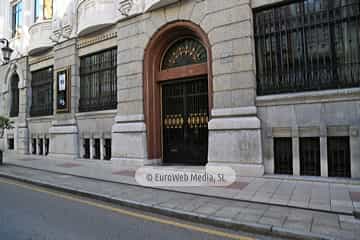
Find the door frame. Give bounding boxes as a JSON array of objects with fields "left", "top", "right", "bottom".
[{"left": 144, "top": 21, "right": 213, "bottom": 161}]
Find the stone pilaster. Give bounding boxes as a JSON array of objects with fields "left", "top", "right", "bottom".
[{"left": 48, "top": 39, "right": 79, "bottom": 159}]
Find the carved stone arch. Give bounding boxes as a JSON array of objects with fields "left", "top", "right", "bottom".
[
  {"left": 3, "top": 63, "right": 24, "bottom": 93},
  {"left": 144, "top": 20, "right": 213, "bottom": 160}
]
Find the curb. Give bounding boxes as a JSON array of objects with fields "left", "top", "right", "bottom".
[
  {"left": 0, "top": 171, "right": 334, "bottom": 240},
  {"left": 4, "top": 163, "right": 353, "bottom": 217}
]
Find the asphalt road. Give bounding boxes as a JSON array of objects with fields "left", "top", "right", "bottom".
[{"left": 0, "top": 178, "right": 279, "bottom": 240}]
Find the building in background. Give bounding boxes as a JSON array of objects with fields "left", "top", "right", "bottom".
[{"left": 0, "top": 0, "right": 359, "bottom": 178}]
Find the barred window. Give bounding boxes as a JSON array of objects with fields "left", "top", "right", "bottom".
[
  {"left": 10, "top": 74, "right": 19, "bottom": 118},
  {"left": 79, "top": 48, "right": 117, "bottom": 112},
  {"left": 254, "top": 0, "right": 360, "bottom": 95},
  {"left": 30, "top": 67, "right": 53, "bottom": 117}
]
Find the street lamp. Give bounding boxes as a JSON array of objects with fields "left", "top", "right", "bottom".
[{"left": 0, "top": 38, "right": 14, "bottom": 64}]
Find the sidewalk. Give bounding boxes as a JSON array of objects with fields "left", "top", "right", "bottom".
[
  {"left": 3, "top": 152, "right": 360, "bottom": 215},
  {"left": 0, "top": 164, "right": 360, "bottom": 240}
]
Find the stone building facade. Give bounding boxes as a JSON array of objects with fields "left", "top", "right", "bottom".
[{"left": 0, "top": 0, "right": 359, "bottom": 178}]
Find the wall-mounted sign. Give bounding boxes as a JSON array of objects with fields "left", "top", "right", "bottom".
[{"left": 56, "top": 67, "right": 71, "bottom": 113}]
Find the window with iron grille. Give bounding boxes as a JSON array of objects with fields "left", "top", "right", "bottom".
[
  {"left": 10, "top": 74, "right": 19, "bottom": 118},
  {"left": 30, "top": 67, "right": 54, "bottom": 117},
  {"left": 79, "top": 48, "right": 117, "bottom": 112},
  {"left": 254, "top": 0, "right": 360, "bottom": 95}
]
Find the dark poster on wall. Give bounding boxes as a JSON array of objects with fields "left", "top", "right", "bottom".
[{"left": 56, "top": 67, "right": 71, "bottom": 113}]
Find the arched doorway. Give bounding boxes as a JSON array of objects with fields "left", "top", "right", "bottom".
[
  {"left": 9, "top": 74, "right": 19, "bottom": 117},
  {"left": 144, "top": 21, "right": 212, "bottom": 165}
]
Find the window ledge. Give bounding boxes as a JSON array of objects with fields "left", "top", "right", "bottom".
[
  {"left": 256, "top": 87, "right": 360, "bottom": 107},
  {"left": 27, "top": 115, "right": 54, "bottom": 122},
  {"left": 76, "top": 109, "right": 117, "bottom": 119}
]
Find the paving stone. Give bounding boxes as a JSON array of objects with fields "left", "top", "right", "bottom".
[
  {"left": 309, "top": 202, "right": 331, "bottom": 211},
  {"left": 258, "top": 216, "right": 285, "bottom": 226},
  {"left": 288, "top": 201, "right": 309, "bottom": 208},
  {"left": 233, "top": 191, "right": 255, "bottom": 200},
  {"left": 311, "top": 225, "right": 356, "bottom": 240},
  {"left": 194, "top": 203, "right": 224, "bottom": 216},
  {"left": 339, "top": 215, "right": 360, "bottom": 224},
  {"left": 174, "top": 198, "right": 209, "bottom": 212},
  {"left": 283, "top": 219, "right": 311, "bottom": 232},
  {"left": 313, "top": 214, "right": 340, "bottom": 228},
  {"left": 213, "top": 206, "right": 242, "bottom": 219},
  {"left": 157, "top": 197, "right": 194, "bottom": 209},
  {"left": 331, "top": 200, "right": 353, "bottom": 207},
  {"left": 234, "top": 213, "right": 263, "bottom": 223},
  {"left": 287, "top": 210, "right": 313, "bottom": 222}
]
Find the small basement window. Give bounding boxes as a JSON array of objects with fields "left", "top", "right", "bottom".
[
  {"left": 32, "top": 138, "right": 37, "bottom": 154},
  {"left": 83, "top": 139, "right": 90, "bottom": 159},
  {"left": 328, "top": 137, "right": 351, "bottom": 178},
  {"left": 38, "top": 138, "right": 43, "bottom": 155},
  {"left": 274, "top": 138, "right": 293, "bottom": 175},
  {"left": 93, "top": 139, "right": 100, "bottom": 160},
  {"left": 8, "top": 138, "right": 14, "bottom": 150},
  {"left": 104, "top": 139, "right": 111, "bottom": 161},
  {"left": 45, "top": 138, "right": 49, "bottom": 156}
]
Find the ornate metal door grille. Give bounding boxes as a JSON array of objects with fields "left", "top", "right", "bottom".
[
  {"left": 162, "top": 78, "right": 208, "bottom": 165},
  {"left": 300, "top": 137, "right": 320, "bottom": 176},
  {"left": 274, "top": 138, "right": 293, "bottom": 174},
  {"left": 254, "top": 0, "right": 360, "bottom": 95},
  {"left": 328, "top": 137, "right": 350, "bottom": 177}
]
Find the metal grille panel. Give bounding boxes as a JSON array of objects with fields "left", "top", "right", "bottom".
[
  {"left": 79, "top": 48, "right": 117, "bottom": 112},
  {"left": 328, "top": 136, "right": 351, "bottom": 177},
  {"left": 8, "top": 138, "right": 14, "bottom": 150},
  {"left": 83, "top": 139, "right": 90, "bottom": 159},
  {"left": 104, "top": 139, "right": 111, "bottom": 161},
  {"left": 162, "top": 78, "right": 208, "bottom": 165},
  {"left": 254, "top": 0, "right": 360, "bottom": 95},
  {"left": 45, "top": 138, "right": 49, "bottom": 156},
  {"left": 10, "top": 75, "right": 19, "bottom": 117},
  {"left": 32, "top": 139, "right": 36, "bottom": 155},
  {"left": 300, "top": 137, "right": 321, "bottom": 176},
  {"left": 162, "top": 38, "right": 207, "bottom": 70},
  {"left": 274, "top": 138, "right": 293, "bottom": 174},
  {"left": 93, "top": 139, "right": 100, "bottom": 160},
  {"left": 30, "top": 67, "right": 53, "bottom": 117}
]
